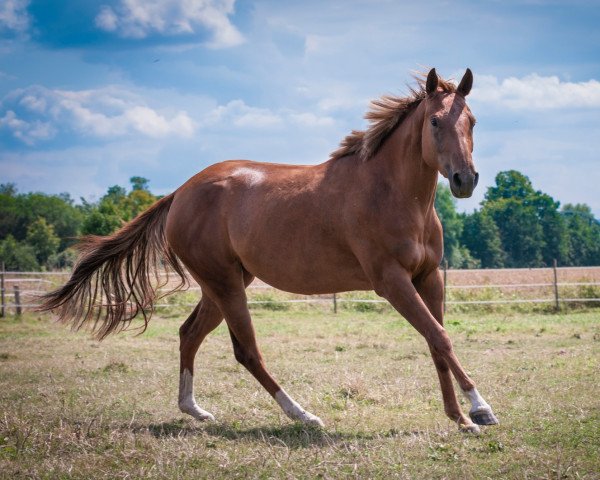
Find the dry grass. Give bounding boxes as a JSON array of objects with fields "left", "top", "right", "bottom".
[{"left": 1, "top": 309, "right": 599, "bottom": 479}]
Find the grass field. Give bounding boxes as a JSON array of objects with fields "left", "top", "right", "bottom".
[{"left": 1, "top": 308, "right": 599, "bottom": 479}]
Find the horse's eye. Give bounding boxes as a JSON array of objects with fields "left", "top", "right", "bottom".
[{"left": 431, "top": 117, "right": 439, "bottom": 127}]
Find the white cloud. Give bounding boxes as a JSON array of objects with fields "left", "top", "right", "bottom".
[
  {"left": 203, "top": 99, "right": 337, "bottom": 130},
  {"left": 290, "top": 112, "right": 334, "bottom": 127},
  {"left": 0, "top": 0, "right": 30, "bottom": 33},
  {"left": 94, "top": 0, "right": 244, "bottom": 48},
  {"left": 0, "top": 85, "right": 196, "bottom": 144},
  {"left": 0, "top": 110, "right": 56, "bottom": 145},
  {"left": 205, "top": 100, "right": 282, "bottom": 128},
  {"left": 472, "top": 74, "right": 600, "bottom": 110}
]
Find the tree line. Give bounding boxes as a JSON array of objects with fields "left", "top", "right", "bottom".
[
  {"left": 436, "top": 170, "right": 600, "bottom": 268},
  {"left": 0, "top": 170, "right": 599, "bottom": 271}
]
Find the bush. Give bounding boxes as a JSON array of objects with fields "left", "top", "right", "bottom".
[{"left": 0, "top": 235, "right": 39, "bottom": 271}]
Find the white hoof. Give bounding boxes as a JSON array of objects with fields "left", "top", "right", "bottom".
[
  {"left": 275, "top": 390, "right": 325, "bottom": 427},
  {"left": 302, "top": 411, "right": 325, "bottom": 427},
  {"left": 179, "top": 401, "right": 215, "bottom": 422},
  {"left": 459, "top": 422, "right": 481, "bottom": 434}
]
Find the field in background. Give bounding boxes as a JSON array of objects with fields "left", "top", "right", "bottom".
[
  {"left": 2, "top": 266, "right": 600, "bottom": 317},
  {"left": 1, "top": 309, "right": 599, "bottom": 479}
]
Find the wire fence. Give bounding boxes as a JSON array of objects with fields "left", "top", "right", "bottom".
[{"left": 1, "top": 263, "right": 600, "bottom": 317}]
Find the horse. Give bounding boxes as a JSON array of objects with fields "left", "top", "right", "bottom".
[{"left": 40, "top": 68, "right": 498, "bottom": 434}]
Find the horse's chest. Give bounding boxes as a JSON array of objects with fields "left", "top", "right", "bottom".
[{"left": 385, "top": 220, "right": 442, "bottom": 276}]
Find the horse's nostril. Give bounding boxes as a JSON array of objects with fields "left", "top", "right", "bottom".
[
  {"left": 474, "top": 172, "right": 479, "bottom": 187},
  {"left": 452, "top": 172, "right": 462, "bottom": 187}
]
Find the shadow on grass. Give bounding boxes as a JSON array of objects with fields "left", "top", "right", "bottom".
[{"left": 131, "top": 419, "right": 393, "bottom": 448}]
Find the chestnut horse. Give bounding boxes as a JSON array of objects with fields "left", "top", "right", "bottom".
[{"left": 41, "top": 68, "right": 498, "bottom": 433}]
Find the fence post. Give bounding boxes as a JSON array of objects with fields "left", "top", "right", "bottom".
[
  {"left": 552, "top": 259, "right": 559, "bottom": 311},
  {"left": 0, "top": 263, "right": 5, "bottom": 318},
  {"left": 14, "top": 284, "right": 22, "bottom": 316},
  {"left": 333, "top": 293, "right": 337, "bottom": 314},
  {"left": 443, "top": 259, "right": 448, "bottom": 314}
]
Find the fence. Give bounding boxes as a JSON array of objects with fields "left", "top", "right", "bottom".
[{"left": 1, "top": 263, "right": 600, "bottom": 316}]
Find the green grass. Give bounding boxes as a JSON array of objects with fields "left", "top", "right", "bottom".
[{"left": 1, "top": 309, "right": 599, "bottom": 479}]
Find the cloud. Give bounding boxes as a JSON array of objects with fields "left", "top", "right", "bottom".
[
  {"left": 0, "top": 85, "right": 196, "bottom": 144},
  {"left": 205, "top": 99, "right": 282, "bottom": 128},
  {"left": 0, "top": 110, "right": 56, "bottom": 145},
  {"left": 472, "top": 74, "right": 600, "bottom": 110},
  {"left": 289, "top": 112, "right": 334, "bottom": 127},
  {"left": 0, "top": 0, "right": 30, "bottom": 33},
  {"left": 94, "top": 0, "right": 244, "bottom": 48},
  {"left": 203, "top": 99, "right": 337, "bottom": 130}
]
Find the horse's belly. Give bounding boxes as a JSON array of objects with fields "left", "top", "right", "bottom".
[{"left": 240, "top": 249, "right": 372, "bottom": 295}]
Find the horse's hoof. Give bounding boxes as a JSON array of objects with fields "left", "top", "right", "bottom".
[
  {"left": 180, "top": 403, "right": 215, "bottom": 422},
  {"left": 469, "top": 408, "right": 499, "bottom": 426},
  {"left": 303, "top": 413, "right": 325, "bottom": 428},
  {"left": 459, "top": 422, "right": 481, "bottom": 434},
  {"left": 193, "top": 411, "right": 216, "bottom": 422}
]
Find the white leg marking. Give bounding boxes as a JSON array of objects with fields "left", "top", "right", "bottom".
[
  {"left": 463, "top": 388, "right": 490, "bottom": 413},
  {"left": 463, "top": 387, "right": 498, "bottom": 425},
  {"left": 178, "top": 369, "right": 215, "bottom": 421},
  {"left": 275, "top": 390, "right": 324, "bottom": 427}
]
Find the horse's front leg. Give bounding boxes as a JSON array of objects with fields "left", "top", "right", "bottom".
[
  {"left": 371, "top": 263, "right": 498, "bottom": 430},
  {"left": 414, "top": 269, "right": 497, "bottom": 432}
]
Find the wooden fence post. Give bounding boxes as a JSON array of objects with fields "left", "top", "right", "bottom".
[
  {"left": 443, "top": 259, "right": 448, "bottom": 314},
  {"left": 333, "top": 293, "right": 337, "bottom": 314},
  {"left": 553, "top": 259, "right": 559, "bottom": 311},
  {"left": 14, "top": 284, "right": 22, "bottom": 316},
  {"left": 0, "top": 263, "right": 5, "bottom": 318}
]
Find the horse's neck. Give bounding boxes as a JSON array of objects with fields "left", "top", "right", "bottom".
[{"left": 372, "top": 103, "right": 438, "bottom": 215}]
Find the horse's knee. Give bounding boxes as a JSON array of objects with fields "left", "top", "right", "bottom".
[
  {"left": 429, "top": 330, "right": 453, "bottom": 356},
  {"left": 232, "top": 345, "right": 247, "bottom": 366},
  {"left": 233, "top": 347, "right": 261, "bottom": 370},
  {"left": 430, "top": 350, "right": 450, "bottom": 372}
]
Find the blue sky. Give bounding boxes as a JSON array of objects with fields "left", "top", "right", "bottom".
[{"left": 1, "top": 0, "right": 599, "bottom": 214}]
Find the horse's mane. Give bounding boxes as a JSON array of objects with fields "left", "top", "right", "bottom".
[{"left": 330, "top": 73, "right": 457, "bottom": 162}]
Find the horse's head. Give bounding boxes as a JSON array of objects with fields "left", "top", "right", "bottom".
[{"left": 421, "top": 68, "right": 478, "bottom": 198}]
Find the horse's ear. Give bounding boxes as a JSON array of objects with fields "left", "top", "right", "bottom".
[
  {"left": 457, "top": 68, "right": 473, "bottom": 96},
  {"left": 426, "top": 68, "right": 438, "bottom": 95}
]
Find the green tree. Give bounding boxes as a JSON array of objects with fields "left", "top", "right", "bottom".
[
  {"left": 462, "top": 210, "right": 506, "bottom": 268},
  {"left": 531, "top": 192, "right": 569, "bottom": 265},
  {"left": 80, "top": 198, "right": 123, "bottom": 236},
  {"left": 126, "top": 188, "right": 156, "bottom": 219},
  {"left": 26, "top": 217, "right": 60, "bottom": 267},
  {"left": 562, "top": 203, "right": 600, "bottom": 266},
  {"left": 485, "top": 170, "right": 534, "bottom": 202},
  {"left": 485, "top": 197, "right": 544, "bottom": 267},
  {"left": 130, "top": 176, "right": 150, "bottom": 191},
  {"left": 0, "top": 235, "right": 39, "bottom": 271},
  {"left": 0, "top": 187, "right": 82, "bottom": 250},
  {"left": 80, "top": 179, "right": 157, "bottom": 235},
  {"left": 481, "top": 170, "right": 568, "bottom": 267},
  {"left": 435, "top": 184, "right": 477, "bottom": 267}
]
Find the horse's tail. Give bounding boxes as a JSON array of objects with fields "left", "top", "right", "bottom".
[{"left": 38, "top": 193, "right": 187, "bottom": 340}]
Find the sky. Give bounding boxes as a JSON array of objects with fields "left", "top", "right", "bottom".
[{"left": 1, "top": 0, "right": 599, "bottom": 215}]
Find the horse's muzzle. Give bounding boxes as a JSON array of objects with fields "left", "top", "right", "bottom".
[{"left": 450, "top": 170, "right": 479, "bottom": 198}]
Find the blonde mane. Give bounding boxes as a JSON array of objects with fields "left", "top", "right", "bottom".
[{"left": 330, "top": 74, "right": 457, "bottom": 162}]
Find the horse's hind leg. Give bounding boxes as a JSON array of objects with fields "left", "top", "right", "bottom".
[
  {"left": 207, "top": 279, "right": 324, "bottom": 427},
  {"left": 178, "top": 296, "right": 223, "bottom": 421}
]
